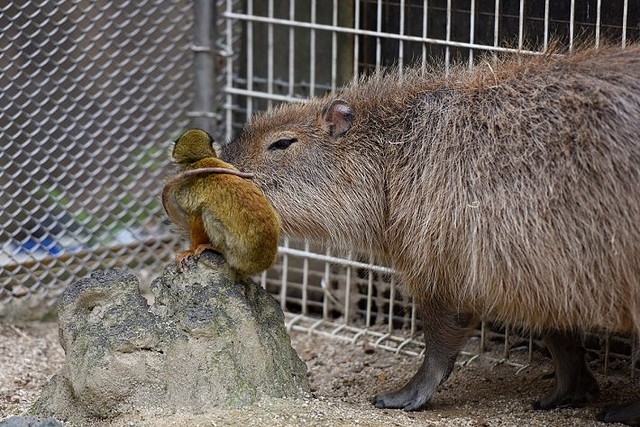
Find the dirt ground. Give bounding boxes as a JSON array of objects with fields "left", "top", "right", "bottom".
[{"left": 0, "top": 321, "right": 637, "bottom": 426}]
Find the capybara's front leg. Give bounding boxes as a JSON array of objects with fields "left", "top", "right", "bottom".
[
  {"left": 373, "top": 307, "right": 475, "bottom": 411},
  {"left": 534, "top": 330, "right": 599, "bottom": 410}
]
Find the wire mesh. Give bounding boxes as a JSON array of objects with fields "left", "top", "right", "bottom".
[{"left": 0, "top": 1, "right": 195, "bottom": 318}]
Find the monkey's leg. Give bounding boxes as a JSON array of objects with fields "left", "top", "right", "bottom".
[
  {"left": 533, "top": 330, "right": 599, "bottom": 409},
  {"left": 175, "top": 216, "right": 214, "bottom": 270},
  {"left": 373, "top": 308, "right": 474, "bottom": 411},
  {"left": 599, "top": 399, "right": 640, "bottom": 425}
]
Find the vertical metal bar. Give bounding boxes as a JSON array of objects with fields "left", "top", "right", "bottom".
[
  {"left": 493, "top": 0, "right": 500, "bottom": 62},
  {"left": 288, "top": 0, "right": 295, "bottom": 96},
  {"left": 331, "top": 0, "right": 338, "bottom": 92},
  {"left": 569, "top": 0, "right": 575, "bottom": 51},
  {"left": 504, "top": 325, "right": 510, "bottom": 359},
  {"left": 267, "top": 0, "right": 274, "bottom": 109},
  {"left": 309, "top": 0, "right": 317, "bottom": 97},
  {"left": 246, "top": 0, "right": 254, "bottom": 116},
  {"left": 323, "top": 247, "right": 331, "bottom": 319},
  {"left": 544, "top": 0, "right": 549, "bottom": 51},
  {"left": 595, "top": 0, "right": 601, "bottom": 48},
  {"left": 260, "top": 270, "right": 267, "bottom": 289},
  {"left": 353, "top": 0, "right": 360, "bottom": 78},
  {"left": 422, "top": 0, "right": 428, "bottom": 70},
  {"left": 468, "top": 0, "right": 475, "bottom": 69},
  {"left": 366, "top": 255, "right": 374, "bottom": 328},
  {"left": 388, "top": 276, "right": 396, "bottom": 333},
  {"left": 622, "top": 0, "right": 629, "bottom": 48},
  {"left": 192, "top": 0, "right": 213, "bottom": 132},
  {"left": 344, "top": 250, "right": 353, "bottom": 323},
  {"left": 528, "top": 334, "right": 533, "bottom": 364},
  {"left": 410, "top": 298, "right": 417, "bottom": 337},
  {"left": 480, "top": 320, "right": 486, "bottom": 352},
  {"left": 225, "top": 0, "right": 234, "bottom": 138},
  {"left": 376, "top": 0, "right": 383, "bottom": 72},
  {"left": 445, "top": 0, "right": 451, "bottom": 74},
  {"left": 399, "top": 0, "right": 405, "bottom": 76},
  {"left": 302, "top": 239, "right": 310, "bottom": 315},
  {"left": 280, "top": 237, "right": 289, "bottom": 310},
  {"left": 518, "top": 0, "right": 524, "bottom": 51}
]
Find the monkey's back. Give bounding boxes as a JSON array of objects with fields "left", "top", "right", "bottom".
[{"left": 174, "top": 167, "right": 280, "bottom": 277}]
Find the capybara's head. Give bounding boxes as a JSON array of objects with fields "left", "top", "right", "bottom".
[{"left": 223, "top": 98, "right": 386, "bottom": 249}]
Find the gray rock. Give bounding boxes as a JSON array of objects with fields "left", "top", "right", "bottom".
[
  {"left": 0, "top": 416, "right": 63, "bottom": 427},
  {"left": 31, "top": 251, "right": 309, "bottom": 423}
]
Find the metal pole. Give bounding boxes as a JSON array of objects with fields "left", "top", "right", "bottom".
[{"left": 191, "top": 0, "right": 215, "bottom": 132}]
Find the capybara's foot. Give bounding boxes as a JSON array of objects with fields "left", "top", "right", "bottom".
[
  {"left": 532, "top": 366, "right": 599, "bottom": 409},
  {"left": 373, "top": 385, "right": 431, "bottom": 411},
  {"left": 534, "top": 330, "right": 600, "bottom": 410},
  {"left": 533, "top": 384, "right": 599, "bottom": 409},
  {"left": 372, "top": 354, "right": 447, "bottom": 411},
  {"left": 598, "top": 399, "right": 640, "bottom": 425},
  {"left": 372, "top": 349, "right": 454, "bottom": 411},
  {"left": 373, "top": 310, "right": 472, "bottom": 412}
]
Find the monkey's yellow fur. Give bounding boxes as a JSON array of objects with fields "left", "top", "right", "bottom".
[{"left": 162, "top": 129, "right": 280, "bottom": 279}]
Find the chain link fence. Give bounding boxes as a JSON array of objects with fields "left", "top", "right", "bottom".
[{"left": 0, "top": 1, "right": 196, "bottom": 319}]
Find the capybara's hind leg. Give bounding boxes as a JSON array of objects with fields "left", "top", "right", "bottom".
[
  {"left": 599, "top": 399, "right": 640, "bottom": 425},
  {"left": 533, "top": 330, "right": 600, "bottom": 409},
  {"left": 372, "top": 308, "right": 474, "bottom": 411}
]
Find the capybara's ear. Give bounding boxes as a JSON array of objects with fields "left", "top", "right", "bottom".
[{"left": 322, "top": 99, "right": 353, "bottom": 137}]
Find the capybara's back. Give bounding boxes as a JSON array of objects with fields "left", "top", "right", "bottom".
[
  {"left": 384, "top": 46, "right": 640, "bottom": 336},
  {"left": 223, "top": 45, "right": 640, "bottom": 423}
]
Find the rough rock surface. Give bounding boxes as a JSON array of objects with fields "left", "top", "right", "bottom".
[
  {"left": 30, "top": 251, "right": 309, "bottom": 423},
  {"left": 0, "top": 416, "right": 62, "bottom": 427}
]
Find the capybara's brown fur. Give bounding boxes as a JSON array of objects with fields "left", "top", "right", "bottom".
[{"left": 223, "top": 45, "right": 640, "bottom": 424}]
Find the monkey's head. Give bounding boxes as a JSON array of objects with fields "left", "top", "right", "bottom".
[{"left": 171, "top": 128, "right": 223, "bottom": 166}]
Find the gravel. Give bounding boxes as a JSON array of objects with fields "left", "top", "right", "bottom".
[{"left": 1, "top": 321, "right": 636, "bottom": 426}]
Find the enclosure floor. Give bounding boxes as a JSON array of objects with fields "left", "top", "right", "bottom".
[{"left": 0, "top": 322, "right": 636, "bottom": 426}]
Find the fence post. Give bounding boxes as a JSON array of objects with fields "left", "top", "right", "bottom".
[{"left": 190, "top": 0, "right": 215, "bottom": 132}]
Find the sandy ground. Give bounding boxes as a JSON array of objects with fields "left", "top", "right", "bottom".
[{"left": 0, "top": 321, "right": 637, "bottom": 426}]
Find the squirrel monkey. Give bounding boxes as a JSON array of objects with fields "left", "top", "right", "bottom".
[{"left": 162, "top": 129, "right": 280, "bottom": 279}]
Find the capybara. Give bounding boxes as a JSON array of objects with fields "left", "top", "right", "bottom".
[{"left": 222, "top": 45, "right": 640, "bottom": 425}]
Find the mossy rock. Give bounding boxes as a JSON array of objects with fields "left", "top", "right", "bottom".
[{"left": 31, "top": 251, "right": 309, "bottom": 424}]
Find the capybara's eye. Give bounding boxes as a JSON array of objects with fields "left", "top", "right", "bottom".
[{"left": 268, "top": 138, "right": 297, "bottom": 151}]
